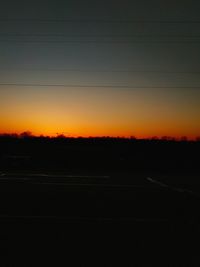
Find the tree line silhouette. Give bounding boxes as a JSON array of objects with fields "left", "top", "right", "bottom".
[{"left": 0, "top": 131, "right": 199, "bottom": 142}]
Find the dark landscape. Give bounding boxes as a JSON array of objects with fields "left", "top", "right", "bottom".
[
  {"left": 1, "top": 0, "right": 200, "bottom": 265},
  {"left": 1, "top": 135, "right": 200, "bottom": 266}
]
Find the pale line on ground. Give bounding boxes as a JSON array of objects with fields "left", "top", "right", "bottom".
[
  {"left": 27, "top": 182, "right": 146, "bottom": 188},
  {"left": 0, "top": 172, "right": 110, "bottom": 179},
  {"left": 147, "top": 177, "right": 199, "bottom": 197}
]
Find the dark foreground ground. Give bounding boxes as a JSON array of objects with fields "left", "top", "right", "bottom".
[{"left": 0, "top": 137, "right": 200, "bottom": 266}]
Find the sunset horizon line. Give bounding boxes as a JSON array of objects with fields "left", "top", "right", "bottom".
[{"left": 0, "top": 131, "right": 199, "bottom": 141}]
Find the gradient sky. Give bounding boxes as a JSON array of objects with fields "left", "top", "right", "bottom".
[{"left": 0, "top": 0, "right": 200, "bottom": 138}]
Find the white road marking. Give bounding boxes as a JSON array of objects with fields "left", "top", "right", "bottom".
[
  {"left": 147, "top": 177, "right": 199, "bottom": 197},
  {"left": 147, "top": 177, "right": 169, "bottom": 188},
  {"left": 19, "top": 181, "right": 147, "bottom": 188},
  {"left": 0, "top": 173, "right": 110, "bottom": 179}
]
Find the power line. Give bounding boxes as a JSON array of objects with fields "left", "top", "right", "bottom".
[
  {"left": 0, "top": 39, "right": 200, "bottom": 44},
  {"left": 0, "top": 34, "right": 200, "bottom": 42},
  {"left": 0, "top": 83, "right": 199, "bottom": 89},
  {"left": 1, "top": 34, "right": 200, "bottom": 37},
  {"left": 0, "top": 68, "right": 200, "bottom": 74},
  {"left": 0, "top": 18, "right": 200, "bottom": 24},
  {"left": 1, "top": 32, "right": 200, "bottom": 43}
]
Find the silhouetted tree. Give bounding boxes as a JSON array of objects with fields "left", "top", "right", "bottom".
[
  {"left": 161, "top": 136, "right": 173, "bottom": 141},
  {"left": 20, "top": 131, "right": 33, "bottom": 138},
  {"left": 56, "top": 134, "right": 66, "bottom": 139},
  {"left": 151, "top": 136, "right": 159, "bottom": 140},
  {"left": 180, "top": 136, "right": 188, "bottom": 141}
]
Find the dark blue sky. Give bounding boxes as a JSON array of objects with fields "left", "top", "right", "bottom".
[{"left": 0, "top": 0, "right": 200, "bottom": 138}]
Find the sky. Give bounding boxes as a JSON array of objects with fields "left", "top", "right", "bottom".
[{"left": 0, "top": 0, "right": 200, "bottom": 139}]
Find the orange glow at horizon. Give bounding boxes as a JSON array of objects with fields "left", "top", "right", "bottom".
[{"left": 0, "top": 87, "right": 200, "bottom": 139}]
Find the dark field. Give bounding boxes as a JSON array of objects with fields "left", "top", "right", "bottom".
[{"left": 0, "top": 137, "right": 200, "bottom": 266}]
